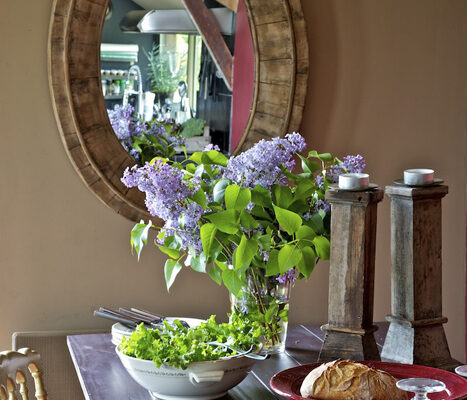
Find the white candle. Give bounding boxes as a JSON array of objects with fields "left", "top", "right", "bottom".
[
  {"left": 403, "top": 169, "right": 434, "bottom": 185},
  {"left": 338, "top": 173, "right": 370, "bottom": 190}
]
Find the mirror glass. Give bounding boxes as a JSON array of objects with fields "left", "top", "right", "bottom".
[{"left": 100, "top": 0, "right": 251, "bottom": 164}]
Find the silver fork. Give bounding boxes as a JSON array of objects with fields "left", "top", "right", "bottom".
[{"left": 207, "top": 341, "right": 268, "bottom": 360}]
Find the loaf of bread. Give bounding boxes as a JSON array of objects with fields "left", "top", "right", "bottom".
[{"left": 300, "top": 360, "right": 407, "bottom": 400}]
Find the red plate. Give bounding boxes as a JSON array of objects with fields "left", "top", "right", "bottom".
[{"left": 270, "top": 361, "right": 467, "bottom": 399}]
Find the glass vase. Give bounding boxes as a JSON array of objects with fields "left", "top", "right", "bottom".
[{"left": 229, "top": 269, "right": 291, "bottom": 354}]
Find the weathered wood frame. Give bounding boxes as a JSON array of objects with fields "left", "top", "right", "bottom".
[{"left": 48, "top": 0, "right": 309, "bottom": 222}]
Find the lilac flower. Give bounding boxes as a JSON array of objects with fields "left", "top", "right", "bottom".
[
  {"left": 259, "top": 249, "right": 269, "bottom": 262},
  {"left": 277, "top": 268, "right": 298, "bottom": 285},
  {"left": 315, "top": 154, "right": 367, "bottom": 187},
  {"left": 107, "top": 104, "right": 139, "bottom": 141},
  {"left": 167, "top": 135, "right": 186, "bottom": 146},
  {"left": 343, "top": 154, "right": 366, "bottom": 173},
  {"left": 315, "top": 174, "right": 325, "bottom": 189},
  {"left": 313, "top": 199, "right": 331, "bottom": 214},
  {"left": 204, "top": 144, "right": 221, "bottom": 151},
  {"left": 223, "top": 133, "right": 306, "bottom": 189},
  {"left": 121, "top": 160, "right": 203, "bottom": 251}
]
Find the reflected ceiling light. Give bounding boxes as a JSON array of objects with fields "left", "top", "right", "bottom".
[{"left": 137, "top": 8, "right": 234, "bottom": 35}]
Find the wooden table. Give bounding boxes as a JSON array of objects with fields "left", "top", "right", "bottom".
[{"left": 67, "top": 323, "right": 390, "bottom": 400}]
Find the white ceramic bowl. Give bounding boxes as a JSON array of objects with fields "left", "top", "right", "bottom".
[
  {"left": 403, "top": 169, "right": 434, "bottom": 185},
  {"left": 338, "top": 173, "right": 370, "bottom": 190},
  {"left": 116, "top": 347, "right": 256, "bottom": 400}
]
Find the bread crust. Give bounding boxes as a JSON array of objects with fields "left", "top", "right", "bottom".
[{"left": 300, "top": 360, "right": 407, "bottom": 400}]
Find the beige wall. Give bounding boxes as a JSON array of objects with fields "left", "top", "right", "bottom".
[{"left": 0, "top": 0, "right": 465, "bottom": 363}]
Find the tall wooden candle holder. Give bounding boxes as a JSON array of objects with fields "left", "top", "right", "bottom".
[
  {"left": 381, "top": 184, "right": 461, "bottom": 371},
  {"left": 318, "top": 188, "right": 384, "bottom": 362}
]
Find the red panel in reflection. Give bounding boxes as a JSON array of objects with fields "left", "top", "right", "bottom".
[{"left": 231, "top": 0, "right": 255, "bottom": 152}]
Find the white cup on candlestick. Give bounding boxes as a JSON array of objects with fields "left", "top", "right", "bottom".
[
  {"left": 338, "top": 173, "right": 370, "bottom": 190},
  {"left": 403, "top": 169, "right": 434, "bottom": 186}
]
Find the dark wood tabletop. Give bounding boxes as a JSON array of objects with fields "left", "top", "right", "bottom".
[{"left": 67, "top": 322, "right": 390, "bottom": 400}]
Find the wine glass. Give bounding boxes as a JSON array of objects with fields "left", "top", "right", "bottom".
[
  {"left": 396, "top": 378, "right": 446, "bottom": 400},
  {"left": 455, "top": 365, "right": 467, "bottom": 378}
]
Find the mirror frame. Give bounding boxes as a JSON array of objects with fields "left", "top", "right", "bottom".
[{"left": 48, "top": 0, "right": 309, "bottom": 222}]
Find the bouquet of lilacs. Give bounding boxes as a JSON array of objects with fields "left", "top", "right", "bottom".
[
  {"left": 108, "top": 104, "right": 185, "bottom": 165},
  {"left": 123, "top": 133, "right": 365, "bottom": 349}
]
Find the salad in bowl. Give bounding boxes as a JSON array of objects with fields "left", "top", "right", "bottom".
[{"left": 116, "top": 314, "right": 265, "bottom": 400}]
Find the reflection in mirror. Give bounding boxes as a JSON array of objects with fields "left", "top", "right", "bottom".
[{"left": 101, "top": 0, "right": 241, "bottom": 165}]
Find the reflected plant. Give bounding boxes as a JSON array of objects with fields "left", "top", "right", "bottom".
[
  {"left": 107, "top": 104, "right": 185, "bottom": 165},
  {"left": 144, "top": 44, "right": 187, "bottom": 95}
]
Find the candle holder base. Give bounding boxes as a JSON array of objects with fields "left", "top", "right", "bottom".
[
  {"left": 381, "top": 316, "right": 462, "bottom": 372},
  {"left": 318, "top": 325, "right": 381, "bottom": 362}
]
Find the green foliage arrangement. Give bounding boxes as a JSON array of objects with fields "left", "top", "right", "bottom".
[
  {"left": 119, "top": 314, "right": 264, "bottom": 369},
  {"left": 122, "top": 133, "right": 366, "bottom": 350}
]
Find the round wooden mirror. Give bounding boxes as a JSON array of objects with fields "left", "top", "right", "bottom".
[{"left": 48, "top": 0, "right": 308, "bottom": 222}]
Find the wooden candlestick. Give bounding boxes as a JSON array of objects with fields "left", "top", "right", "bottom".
[
  {"left": 381, "top": 184, "right": 461, "bottom": 371},
  {"left": 318, "top": 188, "right": 384, "bottom": 362}
]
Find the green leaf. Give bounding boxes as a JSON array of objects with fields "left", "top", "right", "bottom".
[
  {"left": 215, "top": 260, "right": 227, "bottom": 271},
  {"left": 251, "top": 206, "right": 272, "bottom": 220},
  {"left": 213, "top": 179, "right": 230, "bottom": 203},
  {"left": 251, "top": 185, "right": 272, "bottom": 207},
  {"left": 293, "top": 180, "right": 316, "bottom": 200},
  {"left": 265, "top": 303, "right": 279, "bottom": 324},
  {"left": 192, "top": 188, "right": 207, "bottom": 209},
  {"left": 234, "top": 235, "right": 258, "bottom": 270},
  {"left": 307, "top": 213, "right": 324, "bottom": 234},
  {"left": 272, "top": 185, "right": 293, "bottom": 208},
  {"left": 296, "top": 225, "right": 317, "bottom": 242},
  {"left": 225, "top": 185, "right": 251, "bottom": 211},
  {"left": 318, "top": 153, "right": 332, "bottom": 161},
  {"left": 297, "top": 247, "right": 316, "bottom": 279},
  {"left": 240, "top": 210, "right": 259, "bottom": 229},
  {"left": 298, "top": 154, "right": 319, "bottom": 174},
  {"left": 288, "top": 200, "right": 310, "bottom": 214},
  {"left": 278, "top": 244, "right": 302, "bottom": 273},
  {"left": 188, "top": 152, "right": 203, "bottom": 164},
  {"left": 204, "top": 210, "right": 239, "bottom": 234},
  {"left": 202, "top": 151, "right": 228, "bottom": 167},
  {"left": 222, "top": 269, "right": 244, "bottom": 297},
  {"left": 164, "top": 259, "right": 182, "bottom": 291},
  {"left": 156, "top": 245, "right": 180, "bottom": 259},
  {"left": 308, "top": 150, "right": 332, "bottom": 161},
  {"left": 180, "top": 118, "right": 205, "bottom": 138},
  {"left": 313, "top": 236, "right": 330, "bottom": 260},
  {"left": 258, "top": 234, "right": 272, "bottom": 251},
  {"left": 308, "top": 150, "right": 319, "bottom": 158},
  {"left": 130, "top": 221, "right": 153, "bottom": 261},
  {"left": 208, "top": 265, "right": 222, "bottom": 285},
  {"left": 273, "top": 205, "right": 302, "bottom": 235},
  {"left": 200, "top": 223, "right": 217, "bottom": 257},
  {"left": 265, "top": 249, "right": 280, "bottom": 276},
  {"left": 185, "top": 163, "right": 196, "bottom": 174},
  {"left": 190, "top": 253, "right": 207, "bottom": 273}
]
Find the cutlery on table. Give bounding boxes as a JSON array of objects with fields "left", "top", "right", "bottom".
[
  {"left": 129, "top": 307, "right": 191, "bottom": 329},
  {"left": 94, "top": 307, "right": 191, "bottom": 329}
]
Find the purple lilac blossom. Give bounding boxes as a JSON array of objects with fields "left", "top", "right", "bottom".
[
  {"left": 313, "top": 199, "right": 331, "bottom": 214},
  {"left": 259, "top": 249, "right": 269, "bottom": 262},
  {"left": 314, "top": 154, "right": 366, "bottom": 187},
  {"left": 277, "top": 268, "right": 298, "bottom": 285},
  {"left": 121, "top": 160, "right": 203, "bottom": 252},
  {"left": 107, "top": 104, "right": 140, "bottom": 141},
  {"left": 343, "top": 154, "right": 366, "bottom": 173},
  {"left": 314, "top": 154, "right": 366, "bottom": 212},
  {"left": 223, "top": 133, "right": 306, "bottom": 189},
  {"left": 204, "top": 144, "right": 221, "bottom": 151}
]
